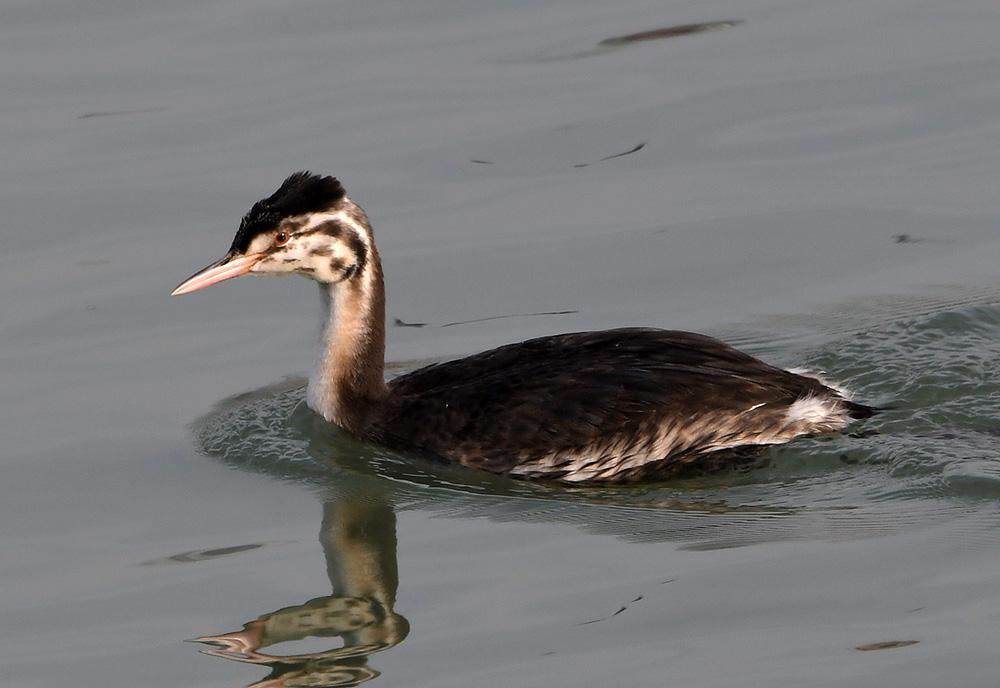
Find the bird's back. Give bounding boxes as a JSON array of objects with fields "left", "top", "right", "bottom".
[{"left": 369, "top": 328, "right": 871, "bottom": 482}]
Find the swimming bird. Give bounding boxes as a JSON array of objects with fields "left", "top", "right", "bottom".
[{"left": 173, "top": 172, "right": 874, "bottom": 482}]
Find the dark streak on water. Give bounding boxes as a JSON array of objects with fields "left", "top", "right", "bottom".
[
  {"left": 573, "top": 142, "right": 646, "bottom": 167},
  {"left": 141, "top": 543, "right": 283, "bottom": 566},
  {"left": 599, "top": 21, "right": 745, "bottom": 47},
  {"left": 855, "top": 640, "right": 920, "bottom": 651},
  {"left": 511, "top": 19, "right": 745, "bottom": 63},
  {"left": 78, "top": 106, "right": 167, "bottom": 119}
]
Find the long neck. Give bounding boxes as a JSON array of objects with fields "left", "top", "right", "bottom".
[{"left": 308, "top": 244, "right": 388, "bottom": 433}]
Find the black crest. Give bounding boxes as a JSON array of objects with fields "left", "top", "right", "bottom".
[{"left": 229, "top": 172, "right": 347, "bottom": 253}]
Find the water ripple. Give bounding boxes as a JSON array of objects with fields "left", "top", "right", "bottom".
[{"left": 193, "top": 297, "right": 1000, "bottom": 550}]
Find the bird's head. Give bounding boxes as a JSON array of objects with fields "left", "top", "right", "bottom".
[{"left": 172, "top": 172, "right": 374, "bottom": 295}]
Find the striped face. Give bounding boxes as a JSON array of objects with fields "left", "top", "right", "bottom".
[
  {"left": 245, "top": 208, "right": 372, "bottom": 284},
  {"left": 173, "top": 172, "right": 374, "bottom": 296},
  {"left": 172, "top": 202, "right": 373, "bottom": 295}
]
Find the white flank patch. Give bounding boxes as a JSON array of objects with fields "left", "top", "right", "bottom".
[{"left": 784, "top": 396, "right": 844, "bottom": 427}]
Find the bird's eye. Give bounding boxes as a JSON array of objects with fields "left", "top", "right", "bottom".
[{"left": 274, "top": 231, "right": 290, "bottom": 246}]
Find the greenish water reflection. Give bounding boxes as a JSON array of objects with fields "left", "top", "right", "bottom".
[{"left": 193, "top": 498, "right": 407, "bottom": 687}]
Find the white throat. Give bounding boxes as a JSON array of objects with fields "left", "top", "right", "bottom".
[
  {"left": 307, "top": 283, "right": 339, "bottom": 420},
  {"left": 305, "top": 256, "right": 387, "bottom": 430}
]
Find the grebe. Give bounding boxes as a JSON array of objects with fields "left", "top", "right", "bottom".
[{"left": 173, "top": 172, "right": 874, "bottom": 482}]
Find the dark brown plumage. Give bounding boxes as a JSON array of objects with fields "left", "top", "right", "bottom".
[
  {"left": 376, "top": 328, "right": 873, "bottom": 481},
  {"left": 173, "top": 173, "right": 874, "bottom": 483}
]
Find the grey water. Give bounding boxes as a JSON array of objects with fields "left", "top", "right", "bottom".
[{"left": 3, "top": 1, "right": 1000, "bottom": 686}]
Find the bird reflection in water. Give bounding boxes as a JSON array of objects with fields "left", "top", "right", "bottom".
[{"left": 192, "top": 499, "right": 408, "bottom": 687}]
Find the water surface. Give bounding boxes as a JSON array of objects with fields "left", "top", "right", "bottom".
[{"left": 4, "top": 1, "right": 1000, "bottom": 687}]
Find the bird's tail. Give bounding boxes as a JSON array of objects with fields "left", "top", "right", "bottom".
[{"left": 842, "top": 399, "right": 881, "bottom": 420}]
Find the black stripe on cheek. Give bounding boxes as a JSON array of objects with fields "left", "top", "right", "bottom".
[
  {"left": 308, "top": 245, "right": 334, "bottom": 257},
  {"left": 312, "top": 220, "right": 344, "bottom": 239},
  {"left": 345, "top": 232, "right": 368, "bottom": 272}
]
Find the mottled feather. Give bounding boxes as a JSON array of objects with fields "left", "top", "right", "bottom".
[{"left": 372, "top": 329, "right": 872, "bottom": 481}]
